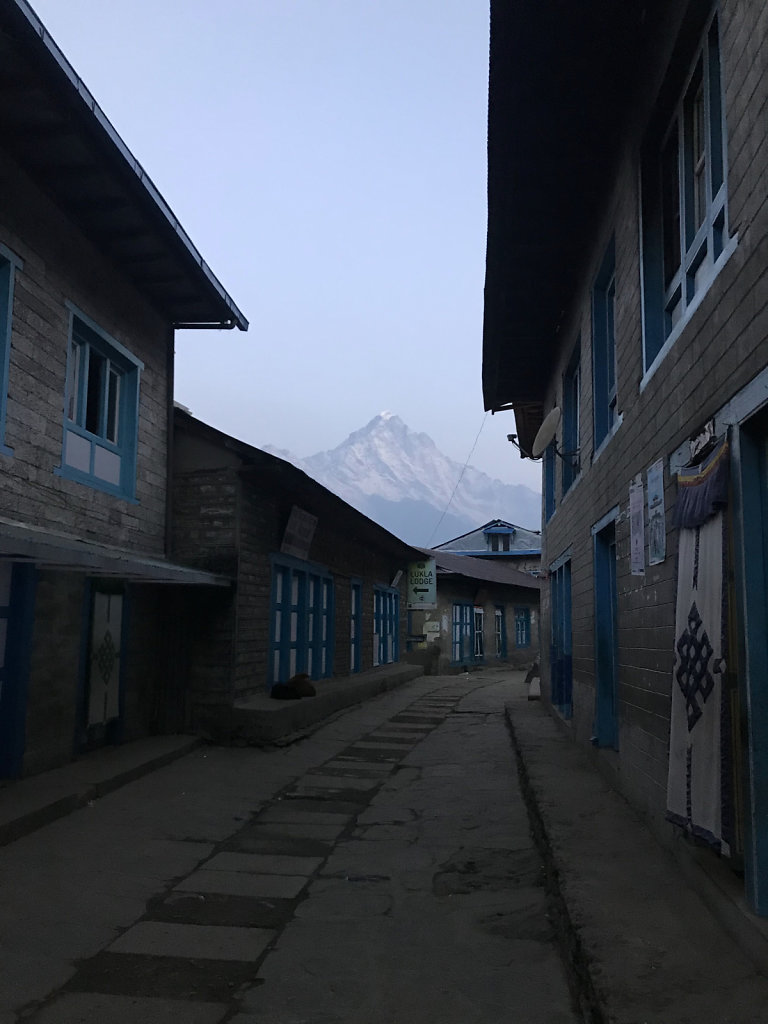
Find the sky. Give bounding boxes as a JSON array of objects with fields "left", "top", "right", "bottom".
[{"left": 30, "top": 0, "right": 541, "bottom": 491}]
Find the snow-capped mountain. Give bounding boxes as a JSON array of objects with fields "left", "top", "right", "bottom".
[{"left": 264, "top": 412, "right": 542, "bottom": 547}]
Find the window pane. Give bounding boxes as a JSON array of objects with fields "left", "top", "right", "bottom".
[
  {"left": 106, "top": 368, "right": 120, "bottom": 443},
  {"left": 661, "top": 126, "right": 681, "bottom": 287},
  {"left": 85, "top": 349, "right": 105, "bottom": 435},
  {"left": 708, "top": 18, "right": 723, "bottom": 193},
  {"left": 67, "top": 342, "right": 82, "bottom": 422}
]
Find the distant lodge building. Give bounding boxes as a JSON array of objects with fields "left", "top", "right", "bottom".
[
  {"left": 406, "top": 547, "right": 540, "bottom": 675},
  {"left": 434, "top": 519, "right": 542, "bottom": 575}
]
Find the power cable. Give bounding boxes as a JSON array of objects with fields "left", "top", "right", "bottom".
[{"left": 427, "top": 412, "right": 488, "bottom": 547}]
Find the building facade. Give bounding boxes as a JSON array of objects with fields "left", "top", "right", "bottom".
[
  {"left": 173, "top": 410, "right": 418, "bottom": 725},
  {"left": 0, "top": 1, "right": 246, "bottom": 776},
  {"left": 434, "top": 520, "right": 541, "bottom": 575},
  {"left": 406, "top": 549, "right": 540, "bottom": 675},
  {"left": 483, "top": 0, "right": 768, "bottom": 915}
]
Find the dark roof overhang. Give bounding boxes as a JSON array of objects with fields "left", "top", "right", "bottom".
[
  {"left": 482, "top": 0, "right": 680, "bottom": 451},
  {"left": 0, "top": 0, "right": 248, "bottom": 332},
  {"left": 0, "top": 516, "right": 232, "bottom": 585}
]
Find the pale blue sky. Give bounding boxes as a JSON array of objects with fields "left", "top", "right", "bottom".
[{"left": 31, "top": 0, "right": 541, "bottom": 489}]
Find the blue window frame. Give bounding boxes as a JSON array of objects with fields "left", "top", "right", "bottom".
[
  {"left": 473, "top": 606, "right": 485, "bottom": 661},
  {"left": 515, "top": 607, "right": 531, "bottom": 649},
  {"left": 495, "top": 606, "right": 507, "bottom": 657},
  {"left": 544, "top": 441, "right": 556, "bottom": 522},
  {"left": 451, "top": 602, "right": 472, "bottom": 664},
  {"left": 641, "top": 10, "right": 729, "bottom": 374},
  {"left": 350, "top": 579, "right": 362, "bottom": 673},
  {"left": 562, "top": 343, "right": 580, "bottom": 493},
  {"left": 373, "top": 586, "right": 399, "bottom": 665},
  {"left": 0, "top": 245, "right": 21, "bottom": 456},
  {"left": 269, "top": 558, "right": 334, "bottom": 684},
  {"left": 593, "top": 239, "right": 618, "bottom": 450},
  {"left": 60, "top": 307, "right": 142, "bottom": 499}
]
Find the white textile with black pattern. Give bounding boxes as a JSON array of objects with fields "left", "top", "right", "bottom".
[{"left": 666, "top": 512, "right": 728, "bottom": 853}]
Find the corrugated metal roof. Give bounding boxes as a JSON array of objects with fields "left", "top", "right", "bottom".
[{"left": 419, "top": 547, "right": 540, "bottom": 590}]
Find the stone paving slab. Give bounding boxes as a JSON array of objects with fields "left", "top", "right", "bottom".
[
  {"left": 289, "top": 774, "right": 380, "bottom": 792},
  {"left": 206, "top": 851, "right": 323, "bottom": 875},
  {"left": 322, "top": 759, "right": 393, "bottom": 773},
  {"left": 109, "top": 921, "right": 275, "bottom": 961},
  {"left": 177, "top": 869, "right": 308, "bottom": 899},
  {"left": 258, "top": 806, "right": 353, "bottom": 826},
  {"left": 234, "top": 822, "right": 345, "bottom": 843},
  {"left": 30, "top": 992, "right": 228, "bottom": 1024}
]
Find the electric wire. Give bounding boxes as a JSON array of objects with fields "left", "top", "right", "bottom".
[{"left": 427, "top": 412, "right": 489, "bottom": 547}]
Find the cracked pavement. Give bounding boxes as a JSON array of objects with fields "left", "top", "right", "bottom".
[{"left": 5, "top": 670, "right": 577, "bottom": 1024}]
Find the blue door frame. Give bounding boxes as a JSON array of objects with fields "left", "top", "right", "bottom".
[
  {"left": 0, "top": 563, "right": 36, "bottom": 778},
  {"left": 550, "top": 557, "right": 572, "bottom": 718},
  {"left": 735, "top": 414, "right": 768, "bottom": 913},
  {"left": 593, "top": 519, "right": 619, "bottom": 748}
]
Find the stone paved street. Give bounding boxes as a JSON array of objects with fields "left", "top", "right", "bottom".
[{"left": 5, "top": 670, "right": 576, "bottom": 1024}]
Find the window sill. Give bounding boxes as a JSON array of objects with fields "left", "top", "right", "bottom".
[
  {"left": 55, "top": 466, "right": 137, "bottom": 503},
  {"left": 641, "top": 234, "right": 739, "bottom": 392},
  {"left": 592, "top": 414, "right": 624, "bottom": 466}
]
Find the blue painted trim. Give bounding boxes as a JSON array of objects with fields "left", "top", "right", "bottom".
[
  {"left": 592, "top": 237, "right": 617, "bottom": 450},
  {"left": 59, "top": 310, "right": 142, "bottom": 501},
  {"left": 350, "top": 578, "right": 362, "bottom": 673},
  {"left": 591, "top": 505, "right": 620, "bottom": 536},
  {"left": 0, "top": 564, "right": 37, "bottom": 778},
  {"left": 562, "top": 341, "right": 580, "bottom": 494},
  {"left": 494, "top": 605, "right": 507, "bottom": 657},
  {"left": 592, "top": 522, "right": 619, "bottom": 749},
  {"left": 514, "top": 606, "right": 531, "bottom": 649},
  {"left": 544, "top": 442, "right": 556, "bottom": 521},
  {"left": 549, "top": 547, "right": 572, "bottom": 574},
  {"left": 735, "top": 420, "right": 768, "bottom": 913}
]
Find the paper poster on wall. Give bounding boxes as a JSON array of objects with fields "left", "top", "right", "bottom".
[
  {"left": 629, "top": 474, "right": 645, "bottom": 576},
  {"left": 647, "top": 459, "right": 666, "bottom": 566}
]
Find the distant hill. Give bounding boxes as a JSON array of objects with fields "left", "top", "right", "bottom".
[{"left": 263, "top": 412, "right": 542, "bottom": 546}]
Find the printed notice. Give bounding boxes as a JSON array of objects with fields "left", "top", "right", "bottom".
[
  {"left": 647, "top": 459, "right": 666, "bottom": 566},
  {"left": 630, "top": 474, "right": 645, "bottom": 576}
]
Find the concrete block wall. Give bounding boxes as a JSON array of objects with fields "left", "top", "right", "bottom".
[
  {"left": 0, "top": 150, "right": 170, "bottom": 554},
  {"left": 536, "top": 0, "right": 768, "bottom": 826}
]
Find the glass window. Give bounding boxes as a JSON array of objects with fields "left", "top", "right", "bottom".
[{"left": 62, "top": 312, "right": 142, "bottom": 498}]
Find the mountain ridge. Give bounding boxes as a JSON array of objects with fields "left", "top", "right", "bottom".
[{"left": 263, "top": 412, "right": 541, "bottom": 546}]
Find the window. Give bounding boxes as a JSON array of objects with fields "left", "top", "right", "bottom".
[
  {"left": 61, "top": 309, "right": 143, "bottom": 498},
  {"left": 551, "top": 558, "right": 573, "bottom": 719},
  {"left": 350, "top": 580, "right": 362, "bottom": 673},
  {"left": 373, "top": 585, "right": 399, "bottom": 666},
  {"left": 593, "top": 239, "right": 618, "bottom": 449},
  {"left": 495, "top": 606, "right": 506, "bottom": 657},
  {"left": 0, "top": 246, "right": 21, "bottom": 455},
  {"left": 562, "top": 344, "right": 580, "bottom": 493},
  {"left": 473, "top": 606, "right": 484, "bottom": 660},
  {"left": 451, "top": 602, "right": 472, "bottom": 664},
  {"left": 269, "top": 559, "right": 334, "bottom": 684},
  {"left": 641, "top": 11, "right": 729, "bottom": 373},
  {"left": 544, "top": 441, "right": 556, "bottom": 522},
  {"left": 515, "top": 607, "right": 531, "bottom": 648}
]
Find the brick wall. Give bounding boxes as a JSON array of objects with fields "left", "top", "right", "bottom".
[
  {"left": 536, "top": 0, "right": 768, "bottom": 825},
  {"left": 0, "top": 150, "right": 170, "bottom": 554}
]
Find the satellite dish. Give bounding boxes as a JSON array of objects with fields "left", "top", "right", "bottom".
[{"left": 531, "top": 406, "right": 562, "bottom": 459}]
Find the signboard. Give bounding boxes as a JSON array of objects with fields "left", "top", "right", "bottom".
[
  {"left": 280, "top": 506, "right": 318, "bottom": 560},
  {"left": 407, "top": 558, "right": 437, "bottom": 609}
]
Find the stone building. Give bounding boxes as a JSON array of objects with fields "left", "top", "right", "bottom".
[
  {"left": 433, "top": 519, "right": 541, "bottom": 575},
  {"left": 0, "top": 2, "right": 246, "bottom": 776},
  {"left": 172, "top": 409, "right": 420, "bottom": 735},
  {"left": 483, "top": 0, "right": 768, "bottom": 915},
  {"left": 406, "top": 548, "right": 540, "bottom": 675}
]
